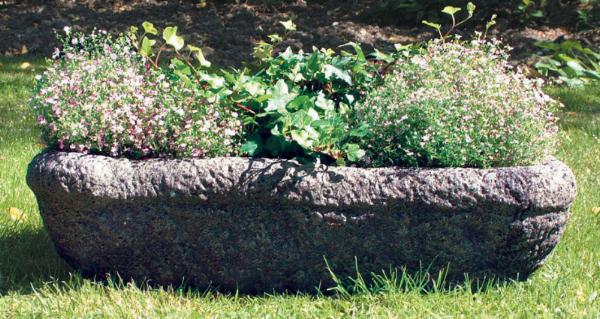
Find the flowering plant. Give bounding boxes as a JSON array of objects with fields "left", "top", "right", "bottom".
[
  {"left": 30, "top": 29, "right": 241, "bottom": 159},
  {"left": 353, "top": 39, "right": 560, "bottom": 168}
]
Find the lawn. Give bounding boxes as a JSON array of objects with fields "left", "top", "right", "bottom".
[{"left": 0, "top": 56, "right": 599, "bottom": 318}]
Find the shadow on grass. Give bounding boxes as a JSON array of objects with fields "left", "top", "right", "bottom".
[
  {"left": 0, "top": 220, "right": 72, "bottom": 295},
  {"left": 547, "top": 84, "right": 600, "bottom": 135}
]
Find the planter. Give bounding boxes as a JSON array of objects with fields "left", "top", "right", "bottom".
[{"left": 27, "top": 151, "right": 576, "bottom": 292}]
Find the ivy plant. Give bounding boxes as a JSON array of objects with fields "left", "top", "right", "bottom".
[{"left": 127, "top": 20, "right": 407, "bottom": 165}]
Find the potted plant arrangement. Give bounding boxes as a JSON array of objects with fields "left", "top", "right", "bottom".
[{"left": 27, "top": 9, "right": 576, "bottom": 293}]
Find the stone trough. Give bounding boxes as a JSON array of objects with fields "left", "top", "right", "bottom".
[{"left": 27, "top": 151, "right": 576, "bottom": 293}]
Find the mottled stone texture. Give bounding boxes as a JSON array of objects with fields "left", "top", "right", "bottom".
[{"left": 27, "top": 151, "right": 576, "bottom": 293}]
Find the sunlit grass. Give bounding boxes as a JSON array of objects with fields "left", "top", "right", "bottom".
[{"left": 0, "top": 56, "right": 599, "bottom": 318}]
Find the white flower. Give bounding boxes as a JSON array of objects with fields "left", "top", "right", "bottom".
[{"left": 63, "top": 26, "right": 71, "bottom": 35}]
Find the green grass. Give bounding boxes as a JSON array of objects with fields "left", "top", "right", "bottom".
[{"left": 0, "top": 56, "right": 599, "bottom": 318}]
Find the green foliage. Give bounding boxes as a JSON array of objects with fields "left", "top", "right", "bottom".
[
  {"left": 34, "top": 20, "right": 562, "bottom": 168},
  {"left": 30, "top": 30, "right": 241, "bottom": 159},
  {"left": 230, "top": 40, "right": 390, "bottom": 164},
  {"left": 534, "top": 39, "right": 600, "bottom": 86},
  {"left": 354, "top": 39, "right": 560, "bottom": 168}
]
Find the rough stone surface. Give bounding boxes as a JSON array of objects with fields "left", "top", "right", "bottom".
[{"left": 27, "top": 151, "right": 577, "bottom": 293}]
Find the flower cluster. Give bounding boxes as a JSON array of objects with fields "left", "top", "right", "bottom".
[
  {"left": 354, "top": 39, "right": 561, "bottom": 168},
  {"left": 30, "top": 31, "right": 241, "bottom": 159}
]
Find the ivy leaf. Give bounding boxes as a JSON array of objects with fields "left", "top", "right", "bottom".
[
  {"left": 142, "top": 21, "right": 158, "bottom": 35},
  {"left": 162, "top": 26, "right": 185, "bottom": 51},
  {"left": 323, "top": 64, "right": 352, "bottom": 84},
  {"left": 349, "top": 123, "right": 370, "bottom": 138},
  {"left": 486, "top": 14, "right": 497, "bottom": 31},
  {"left": 280, "top": 19, "right": 297, "bottom": 31},
  {"left": 265, "top": 80, "right": 294, "bottom": 112},
  {"left": 315, "top": 93, "right": 335, "bottom": 111},
  {"left": 287, "top": 95, "right": 312, "bottom": 111},
  {"left": 422, "top": 20, "right": 442, "bottom": 32},
  {"left": 340, "top": 42, "right": 366, "bottom": 62},
  {"left": 371, "top": 49, "right": 394, "bottom": 63},
  {"left": 291, "top": 126, "right": 319, "bottom": 149},
  {"left": 307, "top": 108, "right": 320, "bottom": 121},
  {"left": 129, "top": 26, "right": 139, "bottom": 42},
  {"left": 268, "top": 33, "right": 283, "bottom": 43},
  {"left": 441, "top": 6, "right": 461, "bottom": 16},
  {"left": 139, "top": 37, "right": 156, "bottom": 57},
  {"left": 199, "top": 73, "right": 225, "bottom": 88},
  {"left": 394, "top": 43, "right": 412, "bottom": 52},
  {"left": 240, "top": 140, "right": 259, "bottom": 156},
  {"left": 252, "top": 41, "right": 274, "bottom": 61},
  {"left": 188, "top": 45, "right": 211, "bottom": 67},
  {"left": 171, "top": 58, "right": 192, "bottom": 86},
  {"left": 344, "top": 144, "right": 365, "bottom": 162},
  {"left": 243, "top": 80, "right": 263, "bottom": 96},
  {"left": 171, "top": 58, "right": 191, "bottom": 75}
]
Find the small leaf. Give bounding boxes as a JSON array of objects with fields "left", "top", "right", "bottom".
[
  {"left": 139, "top": 37, "right": 156, "bottom": 57},
  {"left": 199, "top": 73, "right": 225, "bottom": 88},
  {"left": 129, "top": 26, "right": 138, "bottom": 42},
  {"left": 345, "top": 144, "right": 365, "bottom": 162},
  {"left": 422, "top": 20, "right": 442, "bottom": 31},
  {"left": 265, "top": 80, "right": 294, "bottom": 112},
  {"left": 315, "top": 93, "right": 335, "bottom": 111},
  {"left": 243, "top": 80, "right": 263, "bottom": 96},
  {"left": 394, "top": 43, "right": 411, "bottom": 51},
  {"left": 467, "top": 2, "right": 476, "bottom": 17},
  {"left": 171, "top": 58, "right": 191, "bottom": 75},
  {"left": 441, "top": 6, "right": 461, "bottom": 16},
  {"left": 240, "top": 141, "right": 259, "bottom": 156},
  {"left": 307, "top": 108, "right": 320, "bottom": 121},
  {"left": 188, "top": 45, "right": 211, "bottom": 67},
  {"left": 339, "top": 42, "right": 365, "bottom": 61},
  {"left": 291, "top": 127, "right": 319, "bottom": 148},
  {"left": 349, "top": 123, "right": 370, "bottom": 138},
  {"left": 280, "top": 19, "right": 297, "bottom": 31},
  {"left": 371, "top": 49, "right": 394, "bottom": 63},
  {"left": 162, "top": 26, "right": 185, "bottom": 51},
  {"left": 19, "top": 62, "right": 31, "bottom": 69},
  {"left": 486, "top": 14, "right": 497, "bottom": 30},
  {"left": 142, "top": 21, "right": 158, "bottom": 35},
  {"left": 268, "top": 33, "right": 283, "bottom": 43},
  {"left": 323, "top": 64, "right": 352, "bottom": 84}
]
